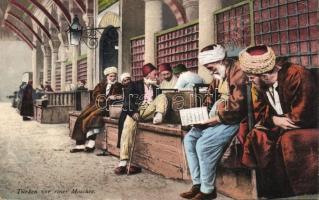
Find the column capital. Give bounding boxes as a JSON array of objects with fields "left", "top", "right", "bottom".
[
  {"left": 183, "top": 0, "right": 199, "bottom": 7},
  {"left": 49, "top": 39, "right": 61, "bottom": 53},
  {"left": 83, "top": 13, "right": 94, "bottom": 27},
  {"left": 41, "top": 44, "right": 51, "bottom": 56},
  {"left": 144, "top": 0, "right": 162, "bottom": 2}
]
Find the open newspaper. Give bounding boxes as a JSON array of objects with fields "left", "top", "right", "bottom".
[{"left": 179, "top": 107, "right": 209, "bottom": 126}]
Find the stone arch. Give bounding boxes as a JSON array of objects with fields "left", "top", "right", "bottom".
[
  {"left": 163, "top": 0, "right": 187, "bottom": 24},
  {"left": 98, "top": 12, "right": 120, "bottom": 28}
]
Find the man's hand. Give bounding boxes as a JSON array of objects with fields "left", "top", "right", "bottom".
[
  {"left": 108, "top": 95, "right": 117, "bottom": 100},
  {"left": 272, "top": 116, "right": 300, "bottom": 130},
  {"left": 132, "top": 113, "right": 140, "bottom": 121}
]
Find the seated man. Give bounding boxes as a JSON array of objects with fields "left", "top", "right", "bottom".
[
  {"left": 117, "top": 72, "right": 132, "bottom": 148},
  {"left": 70, "top": 66, "right": 123, "bottom": 153},
  {"left": 180, "top": 44, "right": 247, "bottom": 200},
  {"left": 173, "top": 64, "right": 204, "bottom": 90},
  {"left": 239, "top": 45, "right": 317, "bottom": 196},
  {"left": 159, "top": 63, "right": 178, "bottom": 89},
  {"left": 114, "top": 63, "right": 168, "bottom": 175}
]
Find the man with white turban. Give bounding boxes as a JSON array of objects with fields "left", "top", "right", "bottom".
[
  {"left": 180, "top": 44, "right": 247, "bottom": 200},
  {"left": 70, "top": 66, "right": 123, "bottom": 153},
  {"left": 120, "top": 72, "right": 131, "bottom": 87}
]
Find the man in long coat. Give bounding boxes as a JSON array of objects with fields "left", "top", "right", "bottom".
[
  {"left": 180, "top": 44, "right": 247, "bottom": 200},
  {"left": 70, "top": 67, "right": 123, "bottom": 153},
  {"left": 19, "top": 80, "right": 34, "bottom": 121},
  {"left": 239, "top": 45, "right": 317, "bottom": 197}
]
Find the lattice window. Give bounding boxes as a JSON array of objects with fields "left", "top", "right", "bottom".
[
  {"left": 254, "top": 0, "right": 318, "bottom": 67},
  {"left": 77, "top": 58, "right": 87, "bottom": 82},
  {"left": 66, "top": 63, "right": 72, "bottom": 83},
  {"left": 47, "top": 66, "right": 51, "bottom": 84},
  {"left": 131, "top": 36, "right": 145, "bottom": 81},
  {"left": 156, "top": 22, "right": 199, "bottom": 72},
  {"left": 55, "top": 64, "right": 61, "bottom": 91},
  {"left": 215, "top": 1, "right": 252, "bottom": 53}
]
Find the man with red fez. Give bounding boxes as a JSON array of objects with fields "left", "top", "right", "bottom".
[
  {"left": 158, "top": 63, "right": 177, "bottom": 89},
  {"left": 239, "top": 45, "right": 317, "bottom": 196},
  {"left": 180, "top": 44, "right": 247, "bottom": 200},
  {"left": 114, "top": 63, "right": 168, "bottom": 175}
]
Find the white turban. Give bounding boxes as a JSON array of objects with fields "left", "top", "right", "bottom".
[
  {"left": 198, "top": 44, "right": 226, "bottom": 66},
  {"left": 120, "top": 73, "right": 131, "bottom": 82},
  {"left": 103, "top": 66, "right": 118, "bottom": 76}
]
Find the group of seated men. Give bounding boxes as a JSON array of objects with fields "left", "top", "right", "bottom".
[{"left": 69, "top": 43, "right": 317, "bottom": 200}]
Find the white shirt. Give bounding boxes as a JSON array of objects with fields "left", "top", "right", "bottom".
[
  {"left": 174, "top": 71, "right": 204, "bottom": 90},
  {"left": 266, "top": 81, "right": 283, "bottom": 115}
]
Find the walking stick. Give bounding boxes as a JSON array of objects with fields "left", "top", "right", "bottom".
[{"left": 127, "top": 121, "right": 139, "bottom": 175}]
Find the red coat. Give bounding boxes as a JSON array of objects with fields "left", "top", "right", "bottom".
[{"left": 242, "top": 63, "right": 318, "bottom": 196}]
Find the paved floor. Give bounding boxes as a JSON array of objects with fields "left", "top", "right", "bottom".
[{"left": 0, "top": 103, "right": 233, "bottom": 200}]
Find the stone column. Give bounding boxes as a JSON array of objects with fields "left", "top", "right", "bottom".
[
  {"left": 198, "top": 0, "right": 222, "bottom": 83},
  {"left": 83, "top": 14, "right": 94, "bottom": 90},
  {"left": 50, "top": 48, "right": 58, "bottom": 91},
  {"left": 60, "top": 46, "right": 67, "bottom": 91},
  {"left": 41, "top": 45, "right": 51, "bottom": 85},
  {"left": 71, "top": 45, "right": 80, "bottom": 85},
  {"left": 144, "top": 0, "right": 163, "bottom": 64},
  {"left": 183, "top": 0, "right": 199, "bottom": 21},
  {"left": 32, "top": 49, "right": 39, "bottom": 88}
]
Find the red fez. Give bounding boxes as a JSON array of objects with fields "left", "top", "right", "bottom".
[
  {"left": 142, "top": 63, "right": 156, "bottom": 77},
  {"left": 247, "top": 45, "right": 268, "bottom": 56},
  {"left": 158, "top": 63, "right": 172, "bottom": 73}
]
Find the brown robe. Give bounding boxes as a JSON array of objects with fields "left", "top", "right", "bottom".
[
  {"left": 242, "top": 63, "right": 318, "bottom": 197},
  {"left": 71, "top": 80, "right": 123, "bottom": 142},
  {"left": 204, "top": 59, "right": 247, "bottom": 124}
]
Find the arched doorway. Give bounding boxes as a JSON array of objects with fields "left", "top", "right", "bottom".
[{"left": 99, "top": 26, "right": 118, "bottom": 80}]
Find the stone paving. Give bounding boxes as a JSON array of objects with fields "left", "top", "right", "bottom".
[{"left": 0, "top": 102, "right": 232, "bottom": 200}]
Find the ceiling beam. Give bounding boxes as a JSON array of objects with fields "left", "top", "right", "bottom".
[
  {"left": 7, "top": 11, "right": 43, "bottom": 44},
  {"left": 27, "top": 0, "right": 60, "bottom": 31},
  {"left": 10, "top": 0, "right": 51, "bottom": 39},
  {"left": 3, "top": 20, "right": 35, "bottom": 49}
]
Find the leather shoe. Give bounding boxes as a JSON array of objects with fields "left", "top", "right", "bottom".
[
  {"left": 127, "top": 165, "right": 142, "bottom": 175},
  {"left": 70, "top": 148, "right": 85, "bottom": 153},
  {"left": 114, "top": 166, "right": 127, "bottom": 175},
  {"left": 191, "top": 189, "right": 217, "bottom": 200},
  {"left": 84, "top": 147, "right": 95, "bottom": 153},
  {"left": 180, "top": 185, "right": 200, "bottom": 199}
]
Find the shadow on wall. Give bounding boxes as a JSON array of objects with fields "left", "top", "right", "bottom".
[{"left": 0, "top": 41, "right": 32, "bottom": 102}]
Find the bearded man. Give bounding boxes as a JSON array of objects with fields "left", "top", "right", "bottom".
[
  {"left": 159, "top": 63, "right": 178, "bottom": 89},
  {"left": 70, "top": 66, "right": 123, "bottom": 153},
  {"left": 180, "top": 44, "right": 247, "bottom": 200}
]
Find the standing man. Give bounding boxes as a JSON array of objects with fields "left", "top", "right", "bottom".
[
  {"left": 114, "top": 63, "right": 168, "bottom": 175},
  {"left": 173, "top": 64, "right": 204, "bottom": 90},
  {"left": 70, "top": 67, "right": 123, "bottom": 153},
  {"left": 180, "top": 44, "right": 247, "bottom": 200},
  {"left": 19, "top": 80, "right": 34, "bottom": 121},
  {"left": 159, "top": 63, "right": 178, "bottom": 89}
]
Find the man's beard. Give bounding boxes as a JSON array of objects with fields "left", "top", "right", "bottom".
[
  {"left": 107, "top": 78, "right": 116, "bottom": 84},
  {"left": 164, "top": 76, "right": 172, "bottom": 82},
  {"left": 211, "top": 64, "right": 226, "bottom": 80}
]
